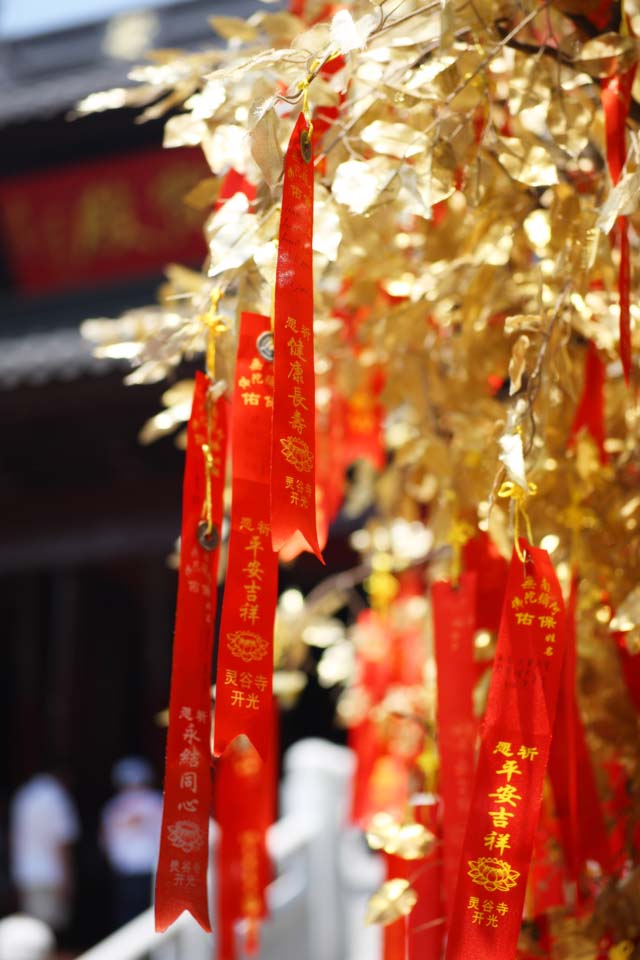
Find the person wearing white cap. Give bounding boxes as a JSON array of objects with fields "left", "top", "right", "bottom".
[
  {"left": 100, "top": 757, "right": 163, "bottom": 929},
  {"left": 0, "top": 914, "right": 55, "bottom": 960},
  {"left": 9, "top": 773, "right": 80, "bottom": 936}
]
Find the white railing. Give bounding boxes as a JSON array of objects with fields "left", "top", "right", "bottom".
[{"left": 74, "top": 739, "right": 383, "bottom": 960}]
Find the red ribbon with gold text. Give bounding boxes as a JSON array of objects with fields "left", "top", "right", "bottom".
[
  {"left": 602, "top": 54, "right": 636, "bottom": 383},
  {"left": 214, "top": 730, "right": 276, "bottom": 960},
  {"left": 155, "top": 372, "right": 228, "bottom": 932},
  {"left": 214, "top": 312, "right": 278, "bottom": 762},
  {"left": 445, "top": 542, "right": 566, "bottom": 960},
  {"left": 432, "top": 572, "right": 477, "bottom": 920},
  {"left": 270, "top": 112, "right": 322, "bottom": 561}
]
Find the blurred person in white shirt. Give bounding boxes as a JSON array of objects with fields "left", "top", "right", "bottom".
[
  {"left": 100, "top": 756, "right": 163, "bottom": 929},
  {"left": 9, "top": 772, "right": 80, "bottom": 935}
]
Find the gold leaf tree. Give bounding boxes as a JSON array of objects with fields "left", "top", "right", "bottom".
[{"left": 80, "top": 0, "right": 640, "bottom": 951}]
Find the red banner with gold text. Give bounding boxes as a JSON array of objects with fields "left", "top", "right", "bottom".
[
  {"left": 445, "top": 542, "right": 566, "bottom": 960},
  {"left": 270, "top": 113, "right": 322, "bottom": 560},
  {"left": 214, "top": 312, "right": 278, "bottom": 761},
  {"left": 0, "top": 146, "right": 208, "bottom": 295},
  {"left": 155, "top": 374, "right": 228, "bottom": 932},
  {"left": 432, "top": 573, "right": 477, "bottom": 920}
]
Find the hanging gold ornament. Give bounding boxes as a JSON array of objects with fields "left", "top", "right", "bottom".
[
  {"left": 365, "top": 878, "right": 418, "bottom": 926},
  {"left": 366, "top": 810, "right": 436, "bottom": 860}
]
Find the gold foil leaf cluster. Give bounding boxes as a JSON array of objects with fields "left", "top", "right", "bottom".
[
  {"left": 365, "top": 878, "right": 418, "bottom": 926},
  {"left": 366, "top": 811, "right": 436, "bottom": 859}
]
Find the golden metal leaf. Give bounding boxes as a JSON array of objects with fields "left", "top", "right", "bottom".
[
  {"left": 572, "top": 33, "right": 638, "bottom": 79},
  {"left": 209, "top": 15, "right": 259, "bottom": 43},
  {"left": 366, "top": 812, "right": 436, "bottom": 859},
  {"left": 365, "top": 879, "right": 418, "bottom": 926}
]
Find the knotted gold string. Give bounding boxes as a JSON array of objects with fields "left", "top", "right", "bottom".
[
  {"left": 609, "top": 941, "right": 633, "bottom": 960},
  {"left": 199, "top": 288, "right": 227, "bottom": 535},
  {"left": 202, "top": 288, "right": 227, "bottom": 382},
  {"left": 201, "top": 443, "right": 215, "bottom": 535},
  {"left": 497, "top": 480, "right": 537, "bottom": 563},
  {"left": 297, "top": 57, "right": 320, "bottom": 137},
  {"left": 448, "top": 518, "right": 474, "bottom": 586}
]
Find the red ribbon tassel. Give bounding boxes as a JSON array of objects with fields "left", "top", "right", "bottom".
[
  {"left": 383, "top": 801, "right": 444, "bottom": 960},
  {"left": 270, "top": 113, "right": 323, "bottom": 561},
  {"left": 618, "top": 214, "right": 632, "bottom": 382},
  {"left": 462, "top": 532, "right": 508, "bottom": 634},
  {"left": 615, "top": 628, "right": 640, "bottom": 714},
  {"left": 155, "top": 373, "right": 228, "bottom": 933},
  {"left": 348, "top": 607, "right": 425, "bottom": 825},
  {"left": 445, "top": 542, "right": 566, "bottom": 960},
  {"left": 601, "top": 68, "right": 636, "bottom": 383},
  {"left": 432, "top": 573, "right": 477, "bottom": 920},
  {"left": 383, "top": 853, "right": 409, "bottom": 960},
  {"left": 214, "top": 726, "right": 276, "bottom": 960},
  {"left": 408, "top": 801, "right": 445, "bottom": 960},
  {"left": 548, "top": 575, "right": 612, "bottom": 890},
  {"left": 214, "top": 312, "right": 278, "bottom": 762},
  {"left": 569, "top": 341, "right": 608, "bottom": 463}
]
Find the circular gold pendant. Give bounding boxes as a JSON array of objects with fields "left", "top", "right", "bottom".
[
  {"left": 256, "top": 330, "right": 274, "bottom": 362},
  {"left": 300, "top": 128, "right": 312, "bottom": 164}
]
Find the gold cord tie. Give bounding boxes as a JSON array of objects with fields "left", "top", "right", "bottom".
[
  {"left": 201, "top": 443, "right": 215, "bottom": 535},
  {"left": 201, "top": 288, "right": 227, "bottom": 381},
  {"left": 448, "top": 519, "right": 474, "bottom": 585},
  {"left": 497, "top": 480, "right": 537, "bottom": 562}
]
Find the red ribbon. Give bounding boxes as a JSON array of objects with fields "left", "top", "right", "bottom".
[
  {"left": 348, "top": 606, "right": 425, "bottom": 825},
  {"left": 214, "top": 727, "right": 276, "bottom": 960},
  {"left": 408, "top": 800, "right": 445, "bottom": 960},
  {"left": 432, "top": 573, "right": 477, "bottom": 920},
  {"left": 584, "top": 1, "right": 614, "bottom": 32},
  {"left": 462, "top": 532, "right": 508, "bottom": 634},
  {"left": 569, "top": 341, "right": 608, "bottom": 463},
  {"left": 349, "top": 719, "right": 385, "bottom": 825},
  {"left": 349, "top": 610, "right": 394, "bottom": 824},
  {"left": 445, "top": 542, "right": 566, "bottom": 960},
  {"left": 279, "top": 397, "right": 332, "bottom": 563},
  {"left": 618, "top": 214, "right": 632, "bottom": 383},
  {"left": 215, "top": 169, "right": 256, "bottom": 210},
  {"left": 214, "top": 312, "right": 278, "bottom": 762},
  {"left": 528, "top": 787, "right": 568, "bottom": 917},
  {"left": 270, "top": 113, "right": 323, "bottom": 561},
  {"left": 601, "top": 66, "right": 636, "bottom": 383},
  {"left": 155, "top": 373, "right": 228, "bottom": 933},
  {"left": 343, "top": 366, "right": 385, "bottom": 470},
  {"left": 548, "top": 574, "right": 613, "bottom": 896},
  {"left": 383, "top": 801, "right": 444, "bottom": 960},
  {"left": 383, "top": 852, "right": 409, "bottom": 960},
  {"left": 614, "top": 628, "right": 640, "bottom": 714}
]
